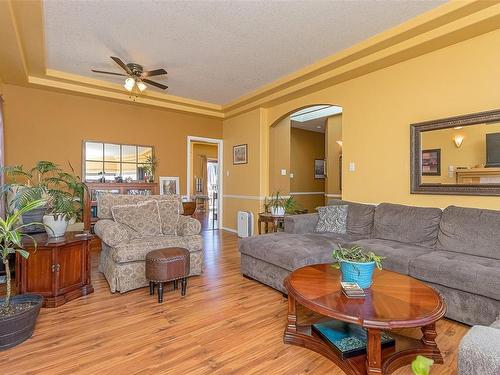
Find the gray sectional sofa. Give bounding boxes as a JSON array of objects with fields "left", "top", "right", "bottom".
[{"left": 239, "top": 200, "right": 500, "bottom": 327}]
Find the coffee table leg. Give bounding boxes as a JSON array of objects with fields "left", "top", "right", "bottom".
[
  {"left": 366, "top": 329, "right": 382, "bottom": 375},
  {"left": 421, "top": 323, "right": 443, "bottom": 363},
  {"left": 286, "top": 294, "right": 297, "bottom": 333}
]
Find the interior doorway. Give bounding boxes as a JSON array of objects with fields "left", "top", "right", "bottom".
[{"left": 187, "top": 136, "right": 223, "bottom": 231}]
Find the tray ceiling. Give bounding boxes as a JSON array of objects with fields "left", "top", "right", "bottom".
[{"left": 44, "top": 0, "right": 444, "bottom": 105}]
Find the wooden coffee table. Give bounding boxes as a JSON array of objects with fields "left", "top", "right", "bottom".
[{"left": 283, "top": 264, "right": 446, "bottom": 375}]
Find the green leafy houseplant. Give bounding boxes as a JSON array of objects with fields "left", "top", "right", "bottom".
[
  {"left": 333, "top": 244, "right": 384, "bottom": 288},
  {"left": 1, "top": 161, "right": 87, "bottom": 235},
  {"left": 332, "top": 244, "right": 384, "bottom": 270},
  {"left": 267, "top": 192, "right": 299, "bottom": 215},
  {"left": 0, "top": 199, "right": 45, "bottom": 314},
  {"left": 412, "top": 355, "right": 434, "bottom": 375},
  {"left": 143, "top": 155, "right": 158, "bottom": 183}
]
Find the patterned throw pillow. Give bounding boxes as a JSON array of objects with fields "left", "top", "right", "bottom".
[
  {"left": 111, "top": 200, "right": 162, "bottom": 237},
  {"left": 157, "top": 199, "right": 181, "bottom": 235},
  {"left": 315, "top": 205, "right": 348, "bottom": 234}
]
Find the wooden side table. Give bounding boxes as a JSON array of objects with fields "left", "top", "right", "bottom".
[
  {"left": 258, "top": 213, "right": 285, "bottom": 234},
  {"left": 16, "top": 232, "right": 94, "bottom": 308}
]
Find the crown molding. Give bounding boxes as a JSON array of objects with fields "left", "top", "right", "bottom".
[
  {"left": 2, "top": 0, "right": 499, "bottom": 119},
  {"left": 222, "top": 1, "right": 500, "bottom": 118}
]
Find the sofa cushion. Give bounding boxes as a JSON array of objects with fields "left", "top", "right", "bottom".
[
  {"left": 409, "top": 251, "right": 500, "bottom": 301},
  {"left": 437, "top": 205, "right": 500, "bottom": 260},
  {"left": 373, "top": 203, "right": 442, "bottom": 247},
  {"left": 315, "top": 205, "right": 347, "bottom": 234},
  {"left": 111, "top": 200, "right": 162, "bottom": 237},
  {"left": 110, "top": 235, "right": 203, "bottom": 263},
  {"left": 348, "top": 238, "right": 433, "bottom": 275},
  {"left": 98, "top": 194, "right": 183, "bottom": 219},
  {"left": 328, "top": 199, "right": 375, "bottom": 237},
  {"left": 239, "top": 232, "right": 352, "bottom": 271},
  {"left": 157, "top": 199, "right": 181, "bottom": 235}
]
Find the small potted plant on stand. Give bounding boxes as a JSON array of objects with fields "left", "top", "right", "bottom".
[
  {"left": 0, "top": 200, "right": 45, "bottom": 350},
  {"left": 332, "top": 244, "right": 384, "bottom": 288},
  {"left": 268, "top": 192, "right": 287, "bottom": 216}
]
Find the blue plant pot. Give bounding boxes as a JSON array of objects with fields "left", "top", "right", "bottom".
[{"left": 340, "top": 260, "right": 376, "bottom": 289}]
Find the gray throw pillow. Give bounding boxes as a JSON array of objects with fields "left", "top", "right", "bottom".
[{"left": 315, "top": 205, "right": 348, "bottom": 234}]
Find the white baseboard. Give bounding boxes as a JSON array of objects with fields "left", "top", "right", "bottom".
[{"left": 221, "top": 226, "right": 237, "bottom": 234}]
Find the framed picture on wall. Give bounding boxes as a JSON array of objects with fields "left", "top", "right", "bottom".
[
  {"left": 159, "top": 176, "right": 180, "bottom": 195},
  {"left": 314, "top": 159, "right": 325, "bottom": 179},
  {"left": 233, "top": 144, "right": 248, "bottom": 165},
  {"left": 421, "top": 149, "right": 441, "bottom": 176}
]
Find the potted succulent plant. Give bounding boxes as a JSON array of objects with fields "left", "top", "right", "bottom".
[
  {"left": 0, "top": 199, "right": 45, "bottom": 350},
  {"left": 332, "top": 244, "right": 384, "bottom": 288}
]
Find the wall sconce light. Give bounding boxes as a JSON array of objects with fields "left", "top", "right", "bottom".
[
  {"left": 336, "top": 140, "right": 343, "bottom": 147},
  {"left": 454, "top": 135, "right": 464, "bottom": 148}
]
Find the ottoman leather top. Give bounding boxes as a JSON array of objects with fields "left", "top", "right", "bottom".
[{"left": 146, "top": 247, "right": 190, "bottom": 282}]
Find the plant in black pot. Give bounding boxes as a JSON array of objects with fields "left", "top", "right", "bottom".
[
  {"left": 332, "top": 244, "right": 384, "bottom": 288},
  {"left": 0, "top": 199, "right": 45, "bottom": 350}
]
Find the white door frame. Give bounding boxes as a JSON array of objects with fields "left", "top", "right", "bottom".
[{"left": 186, "top": 136, "right": 223, "bottom": 227}]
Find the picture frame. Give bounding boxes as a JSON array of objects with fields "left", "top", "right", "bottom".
[
  {"left": 233, "top": 144, "right": 248, "bottom": 165},
  {"left": 421, "top": 149, "right": 441, "bottom": 176},
  {"left": 314, "top": 159, "right": 325, "bottom": 179},
  {"left": 159, "top": 176, "right": 180, "bottom": 195}
]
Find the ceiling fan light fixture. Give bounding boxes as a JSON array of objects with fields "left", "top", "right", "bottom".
[
  {"left": 137, "top": 81, "right": 147, "bottom": 92},
  {"left": 124, "top": 77, "right": 135, "bottom": 92}
]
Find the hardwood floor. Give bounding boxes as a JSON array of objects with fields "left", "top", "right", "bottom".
[{"left": 0, "top": 231, "right": 468, "bottom": 374}]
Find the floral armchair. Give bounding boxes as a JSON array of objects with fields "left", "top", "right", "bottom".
[{"left": 94, "top": 194, "right": 202, "bottom": 293}]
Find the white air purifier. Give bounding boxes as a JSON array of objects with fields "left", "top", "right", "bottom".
[{"left": 237, "top": 211, "right": 253, "bottom": 238}]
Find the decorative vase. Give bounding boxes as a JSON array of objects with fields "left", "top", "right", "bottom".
[
  {"left": 0, "top": 294, "right": 43, "bottom": 350},
  {"left": 271, "top": 206, "right": 285, "bottom": 216},
  {"left": 340, "top": 260, "right": 376, "bottom": 288},
  {"left": 43, "top": 215, "right": 69, "bottom": 238}
]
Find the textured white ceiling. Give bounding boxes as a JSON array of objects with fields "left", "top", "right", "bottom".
[{"left": 43, "top": 0, "right": 444, "bottom": 104}]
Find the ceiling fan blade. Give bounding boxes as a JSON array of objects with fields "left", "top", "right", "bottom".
[
  {"left": 141, "top": 68, "right": 167, "bottom": 78},
  {"left": 143, "top": 79, "right": 168, "bottom": 90},
  {"left": 91, "top": 69, "right": 127, "bottom": 76},
  {"left": 110, "top": 56, "right": 132, "bottom": 75}
]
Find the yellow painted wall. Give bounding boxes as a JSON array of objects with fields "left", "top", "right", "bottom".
[
  {"left": 421, "top": 122, "right": 500, "bottom": 184},
  {"left": 325, "top": 114, "right": 342, "bottom": 197},
  {"left": 2, "top": 84, "right": 222, "bottom": 195},
  {"left": 269, "top": 116, "right": 290, "bottom": 194},
  {"left": 261, "top": 28, "right": 500, "bottom": 210},
  {"left": 190, "top": 142, "right": 218, "bottom": 194},
  {"left": 290, "top": 127, "right": 325, "bottom": 211},
  {"left": 222, "top": 108, "right": 266, "bottom": 233}
]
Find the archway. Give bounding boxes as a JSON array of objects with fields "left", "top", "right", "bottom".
[{"left": 268, "top": 104, "right": 343, "bottom": 214}]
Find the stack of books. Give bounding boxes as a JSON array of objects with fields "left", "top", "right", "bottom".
[{"left": 341, "top": 282, "right": 366, "bottom": 299}]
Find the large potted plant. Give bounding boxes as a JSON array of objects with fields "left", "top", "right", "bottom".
[
  {"left": 332, "top": 244, "right": 384, "bottom": 288},
  {"left": 42, "top": 190, "right": 80, "bottom": 237},
  {"left": 1, "top": 161, "right": 87, "bottom": 236},
  {"left": 0, "top": 200, "right": 45, "bottom": 350}
]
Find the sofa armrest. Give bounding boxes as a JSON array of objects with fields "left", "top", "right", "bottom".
[
  {"left": 458, "top": 325, "right": 500, "bottom": 375},
  {"left": 284, "top": 213, "right": 319, "bottom": 234},
  {"left": 177, "top": 215, "right": 201, "bottom": 236},
  {"left": 94, "top": 219, "right": 129, "bottom": 247}
]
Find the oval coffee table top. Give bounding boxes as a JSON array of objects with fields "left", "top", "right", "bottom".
[{"left": 284, "top": 264, "right": 446, "bottom": 329}]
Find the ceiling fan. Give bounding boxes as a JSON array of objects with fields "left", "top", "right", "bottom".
[{"left": 91, "top": 56, "right": 168, "bottom": 92}]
